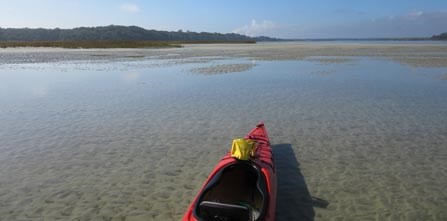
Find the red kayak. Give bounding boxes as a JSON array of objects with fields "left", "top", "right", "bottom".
[{"left": 182, "top": 122, "right": 277, "bottom": 221}]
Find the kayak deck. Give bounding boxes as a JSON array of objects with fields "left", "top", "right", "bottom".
[{"left": 182, "top": 122, "right": 277, "bottom": 221}]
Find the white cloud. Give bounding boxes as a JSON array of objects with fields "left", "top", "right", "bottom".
[
  {"left": 120, "top": 3, "right": 140, "bottom": 13},
  {"left": 408, "top": 11, "right": 423, "bottom": 17},
  {"left": 233, "top": 19, "right": 278, "bottom": 37}
]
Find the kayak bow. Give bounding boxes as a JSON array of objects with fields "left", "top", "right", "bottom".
[{"left": 182, "top": 122, "right": 277, "bottom": 221}]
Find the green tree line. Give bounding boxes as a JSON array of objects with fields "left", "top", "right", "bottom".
[
  {"left": 431, "top": 32, "right": 447, "bottom": 40},
  {"left": 0, "top": 25, "right": 255, "bottom": 42}
]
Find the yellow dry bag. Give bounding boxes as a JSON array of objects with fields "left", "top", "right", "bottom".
[{"left": 231, "top": 138, "right": 256, "bottom": 160}]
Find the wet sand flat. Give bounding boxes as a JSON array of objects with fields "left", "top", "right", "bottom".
[
  {"left": 1, "top": 42, "right": 447, "bottom": 67},
  {"left": 1, "top": 42, "right": 447, "bottom": 221}
]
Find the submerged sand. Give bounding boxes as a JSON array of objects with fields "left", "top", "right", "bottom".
[{"left": 1, "top": 42, "right": 447, "bottom": 221}]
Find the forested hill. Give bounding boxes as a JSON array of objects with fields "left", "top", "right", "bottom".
[
  {"left": 0, "top": 25, "right": 255, "bottom": 42},
  {"left": 431, "top": 32, "right": 447, "bottom": 40}
]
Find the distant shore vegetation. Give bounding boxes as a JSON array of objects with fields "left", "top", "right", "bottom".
[
  {"left": 0, "top": 25, "right": 444, "bottom": 49},
  {"left": 431, "top": 32, "right": 447, "bottom": 40},
  {"left": 0, "top": 25, "right": 260, "bottom": 49}
]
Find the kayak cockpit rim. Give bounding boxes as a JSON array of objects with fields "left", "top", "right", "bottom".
[{"left": 192, "top": 161, "right": 269, "bottom": 221}]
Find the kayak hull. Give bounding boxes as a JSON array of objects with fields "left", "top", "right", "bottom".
[{"left": 182, "top": 122, "right": 277, "bottom": 221}]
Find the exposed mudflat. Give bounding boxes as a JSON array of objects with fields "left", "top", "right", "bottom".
[
  {"left": 190, "top": 63, "right": 256, "bottom": 75},
  {"left": 1, "top": 42, "right": 447, "bottom": 68}
]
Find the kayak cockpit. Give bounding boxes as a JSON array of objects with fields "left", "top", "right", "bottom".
[{"left": 193, "top": 162, "right": 267, "bottom": 221}]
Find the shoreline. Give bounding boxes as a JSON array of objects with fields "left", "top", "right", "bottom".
[
  {"left": 0, "top": 41, "right": 182, "bottom": 49},
  {"left": 0, "top": 40, "right": 256, "bottom": 49}
]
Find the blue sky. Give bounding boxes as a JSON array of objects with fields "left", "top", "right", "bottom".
[{"left": 0, "top": 0, "right": 446, "bottom": 38}]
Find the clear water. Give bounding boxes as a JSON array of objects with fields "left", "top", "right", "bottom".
[{"left": 1, "top": 57, "right": 447, "bottom": 220}]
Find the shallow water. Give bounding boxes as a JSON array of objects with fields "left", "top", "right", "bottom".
[{"left": 1, "top": 56, "right": 447, "bottom": 221}]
